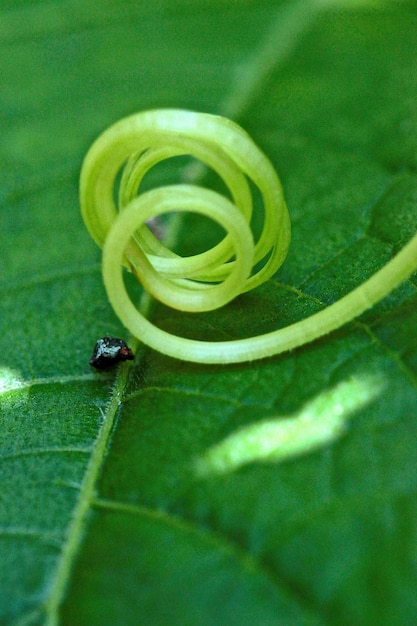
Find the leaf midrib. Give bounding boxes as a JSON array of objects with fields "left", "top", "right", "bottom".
[{"left": 42, "top": 364, "right": 131, "bottom": 625}]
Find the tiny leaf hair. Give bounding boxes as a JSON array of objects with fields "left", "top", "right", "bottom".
[{"left": 80, "top": 109, "right": 417, "bottom": 364}]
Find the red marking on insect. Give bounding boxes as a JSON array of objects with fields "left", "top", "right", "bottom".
[{"left": 90, "top": 337, "right": 134, "bottom": 370}]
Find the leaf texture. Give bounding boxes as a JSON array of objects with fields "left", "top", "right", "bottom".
[{"left": 1, "top": 1, "right": 417, "bottom": 624}]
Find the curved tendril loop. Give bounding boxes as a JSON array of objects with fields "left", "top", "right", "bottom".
[{"left": 80, "top": 109, "right": 417, "bottom": 364}]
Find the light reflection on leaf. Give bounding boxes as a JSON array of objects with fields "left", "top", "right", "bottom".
[{"left": 196, "top": 375, "right": 383, "bottom": 476}]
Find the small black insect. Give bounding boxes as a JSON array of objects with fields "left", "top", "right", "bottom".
[{"left": 90, "top": 336, "right": 134, "bottom": 370}]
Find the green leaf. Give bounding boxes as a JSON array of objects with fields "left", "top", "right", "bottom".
[{"left": 1, "top": 1, "right": 417, "bottom": 624}]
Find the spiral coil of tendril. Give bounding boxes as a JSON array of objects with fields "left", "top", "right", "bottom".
[
  {"left": 81, "top": 109, "right": 417, "bottom": 364},
  {"left": 80, "top": 109, "right": 290, "bottom": 362}
]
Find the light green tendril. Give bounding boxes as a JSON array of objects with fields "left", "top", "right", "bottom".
[{"left": 80, "top": 109, "right": 417, "bottom": 364}]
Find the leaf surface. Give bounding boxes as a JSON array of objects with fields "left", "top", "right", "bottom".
[{"left": 1, "top": 1, "right": 417, "bottom": 624}]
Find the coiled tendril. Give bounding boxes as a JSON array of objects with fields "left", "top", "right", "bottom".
[{"left": 80, "top": 109, "right": 417, "bottom": 364}]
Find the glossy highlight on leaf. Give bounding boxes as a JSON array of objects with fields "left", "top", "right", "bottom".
[{"left": 195, "top": 375, "right": 383, "bottom": 476}]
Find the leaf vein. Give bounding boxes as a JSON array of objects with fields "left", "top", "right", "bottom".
[
  {"left": 0, "top": 446, "right": 92, "bottom": 463},
  {"left": 42, "top": 363, "right": 134, "bottom": 625},
  {"left": 93, "top": 497, "right": 324, "bottom": 624},
  {"left": 0, "top": 526, "right": 63, "bottom": 546},
  {"left": 356, "top": 320, "right": 417, "bottom": 390},
  {"left": 122, "top": 384, "right": 245, "bottom": 408}
]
